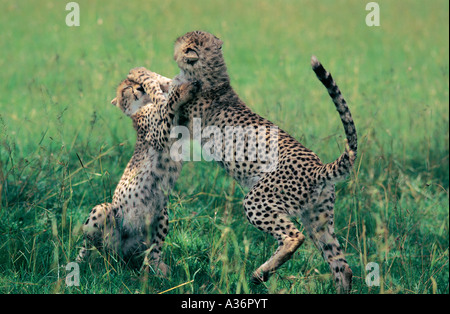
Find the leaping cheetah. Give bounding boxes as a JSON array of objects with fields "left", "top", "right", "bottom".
[{"left": 127, "top": 31, "right": 357, "bottom": 293}]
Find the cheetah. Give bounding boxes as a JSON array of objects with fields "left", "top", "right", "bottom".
[
  {"left": 76, "top": 73, "right": 199, "bottom": 273},
  {"left": 127, "top": 31, "right": 357, "bottom": 293}
]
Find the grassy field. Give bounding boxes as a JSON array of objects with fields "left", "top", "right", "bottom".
[{"left": 0, "top": 0, "right": 448, "bottom": 294}]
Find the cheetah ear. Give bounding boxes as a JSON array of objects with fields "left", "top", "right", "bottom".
[
  {"left": 214, "top": 37, "right": 223, "bottom": 49},
  {"left": 111, "top": 98, "right": 117, "bottom": 106},
  {"left": 184, "top": 48, "right": 199, "bottom": 63}
]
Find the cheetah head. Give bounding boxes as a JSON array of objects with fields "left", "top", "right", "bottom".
[
  {"left": 173, "top": 31, "right": 226, "bottom": 81},
  {"left": 111, "top": 79, "right": 152, "bottom": 117}
]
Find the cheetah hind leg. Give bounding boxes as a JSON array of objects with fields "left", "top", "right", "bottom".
[
  {"left": 244, "top": 186, "right": 305, "bottom": 284},
  {"left": 302, "top": 213, "right": 352, "bottom": 293},
  {"left": 76, "top": 203, "right": 111, "bottom": 263},
  {"left": 76, "top": 239, "right": 92, "bottom": 263},
  {"left": 301, "top": 186, "right": 353, "bottom": 293},
  {"left": 141, "top": 209, "right": 171, "bottom": 277},
  {"left": 251, "top": 231, "right": 305, "bottom": 284},
  {"left": 142, "top": 251, "right": 170, "bottom": 277}
]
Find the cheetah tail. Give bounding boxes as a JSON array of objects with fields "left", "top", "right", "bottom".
[{"left": 311, "top": 56, "right": 357, "bottom": 182}]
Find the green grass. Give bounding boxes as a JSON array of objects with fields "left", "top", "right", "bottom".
[{"left": 0, "top": 0, "right": 448, "bottom": 294}]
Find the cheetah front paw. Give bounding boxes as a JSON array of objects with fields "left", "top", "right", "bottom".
[
  {"left": 170, "top": 80, "right": 201, "bottom": 111},
  {"left": 127, "top": 67, "right": 158, "bottom": 85},
  {"left": 180, "top": 80, "right": 202, "bottom": 100}
]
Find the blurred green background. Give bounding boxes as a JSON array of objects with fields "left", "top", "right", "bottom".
[{"left": 0, "top": 0, "right": 448, "bottom": 294}]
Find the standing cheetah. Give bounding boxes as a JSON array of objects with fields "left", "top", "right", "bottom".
[
  {"left": 77, "top": 73, "right": 199, "bottom": 273},
  {"left": 127, "top": 31, "right": 357, "bottom": 293}
]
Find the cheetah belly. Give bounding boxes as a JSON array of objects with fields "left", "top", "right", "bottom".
[
  {"left": 219, "top": 160, "right": 261, "bottom": 189},
  {"left": 114, "top": 146, "right": 164, "bottom": 235}
]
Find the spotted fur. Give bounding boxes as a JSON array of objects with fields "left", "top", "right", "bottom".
[
  {"left": 77, "top": 74, "right": 198, "bottom": 273},
  {"left": 129, "top": 31, "right": 357, "bottom": 293}
]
